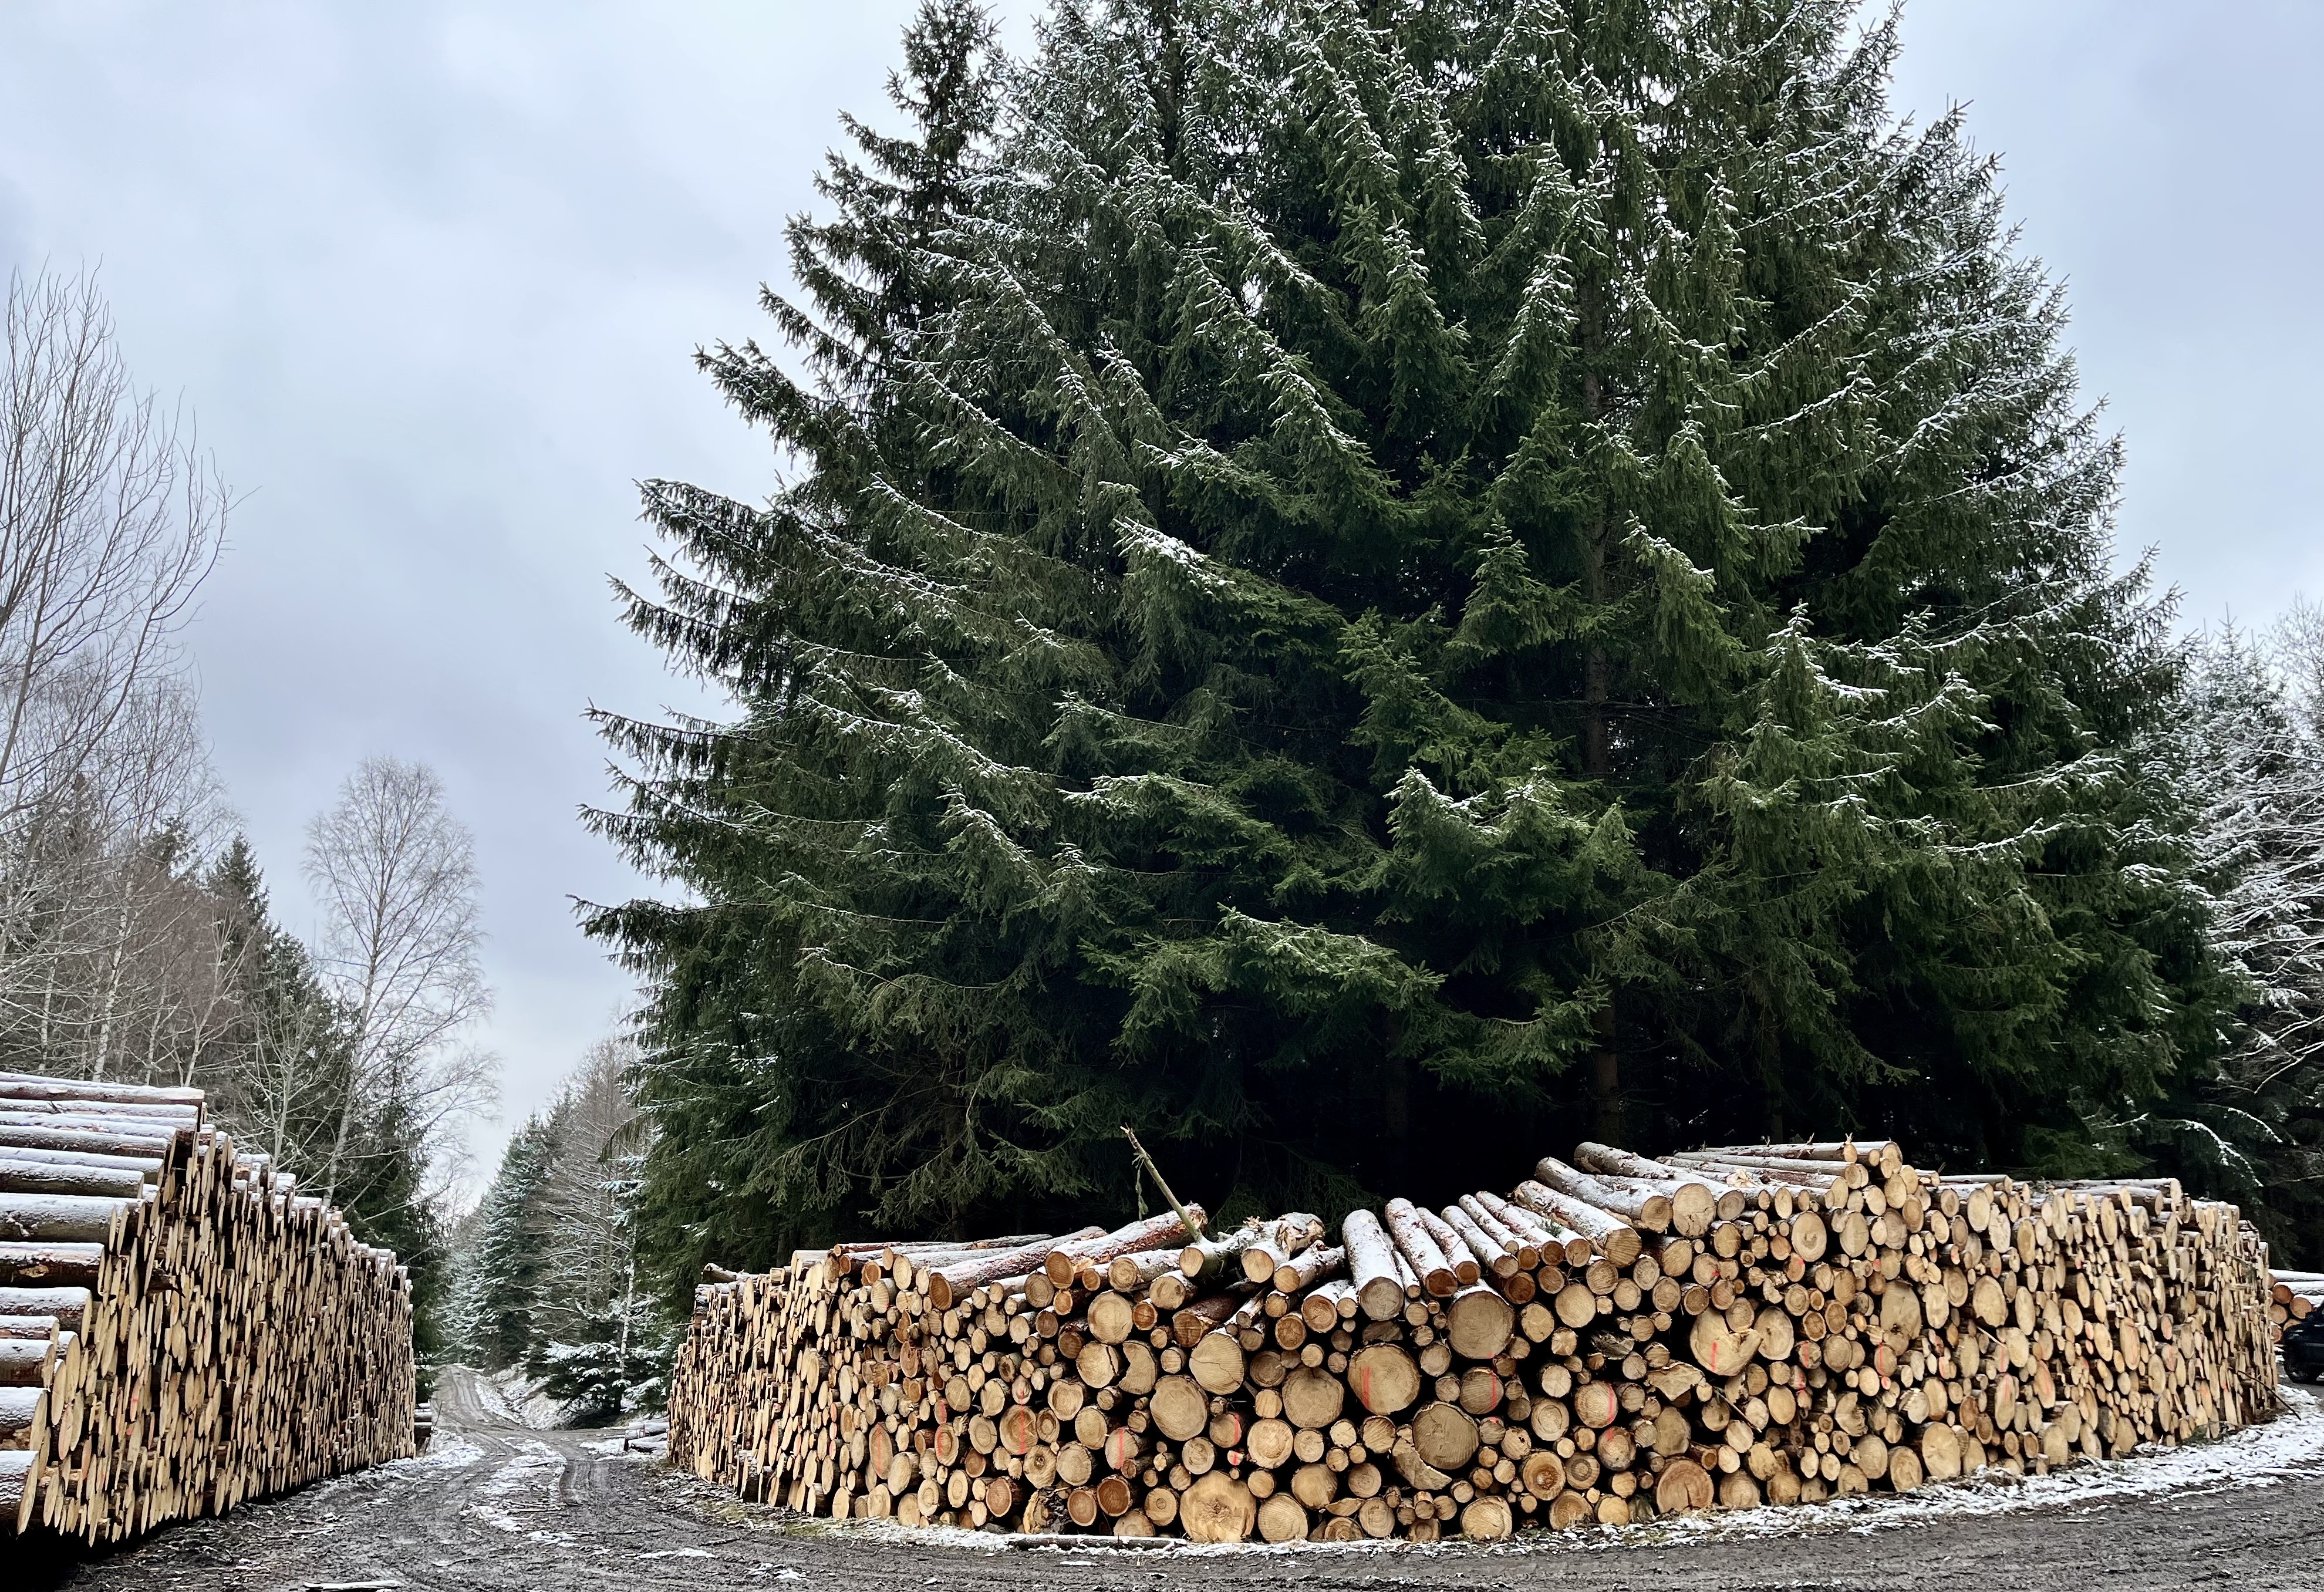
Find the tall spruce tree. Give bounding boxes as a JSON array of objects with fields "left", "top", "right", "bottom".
[
  {"left": 455, "top": 1109, "right": 562, "bottom": 1373},
  {"left": 594, "top": 0, "right": 2221, "bottom": 1277},
  {"left": 591, "top": 0, "right": 1015, "bottom": 1278}
]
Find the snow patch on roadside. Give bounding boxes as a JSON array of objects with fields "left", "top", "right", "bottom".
[
  {"left": 394, "top": 1434, "right": 487, "bottom": 1472},
  {"left": 582, "top": 1432, "right": 667, "bottom": 1461},
  {"left": 474, "top": 1367, "right": 584, "bottom": 1430}
]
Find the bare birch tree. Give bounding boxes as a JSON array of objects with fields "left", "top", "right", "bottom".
[
  {"left": 0, "top": 268, "right": 222, "bottom": 838},
  {"left": 303, "top": 755, "right": 496, "bottom": 1206},
  {"left": 0, "top": 272, "right": 482, "bottom": 1345},
  {"left": 0, "top": 269, "right": 231, "bottom": 1083}
]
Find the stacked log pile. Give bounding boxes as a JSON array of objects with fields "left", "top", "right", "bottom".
[
  {"left": 669, "top": 1139, "right": 2279, "bottom": 1543},
  {"left": 2275, "top": 1271, "right": 2321, "bottom": 1336},
  {"left": 0, "top": 1072, "right": 416, "bottom": 1543}
]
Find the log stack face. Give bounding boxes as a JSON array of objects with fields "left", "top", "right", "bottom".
[
  {"left": 0, "top": 1072, "right": 416, "bottom": 1543},
  {"left": 2270, "top": 1270, "right": 2319, "bottom": 1335},
  {"left": 667, "top": 1140, "right": 2281, "bottom": 1543}
]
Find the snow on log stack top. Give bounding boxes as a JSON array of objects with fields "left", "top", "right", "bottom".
[
  {"left": 0, "top": 1071, "right": 416, "bottom": 1544},
  {"left": 669, "top": 1139, "right": 2279, "bottom": 1543}
]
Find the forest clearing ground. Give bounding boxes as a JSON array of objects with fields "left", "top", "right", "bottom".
[{"left": 21, "top": 1372, "right": 2324, "bottom": 1592}]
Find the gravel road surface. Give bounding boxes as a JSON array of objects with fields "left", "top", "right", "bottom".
[{"left": 21, "top": 1370, "right": 2324, "bottom": 1591}]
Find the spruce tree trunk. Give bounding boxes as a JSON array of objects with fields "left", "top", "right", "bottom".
[
  {"left": 1589, "top": 1006, "right": 1621, "bottom": 1145},
  {"left": 1580, "top": 369, "right": 1621, "bottom": 1146},
  {"left": 1583, "top": 623, "right": 1620, "bottom": 1142},
  {"left": 1758, "top": 998, "right": 1784, "bottom": 1141},
  {"left": 1379, "top": 1044, "right": 1409, "bottom": 1193}
]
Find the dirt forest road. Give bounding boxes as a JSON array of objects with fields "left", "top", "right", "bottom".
[{"left": 22, "top": 1371, "right": 2324, "bottom": 1592}]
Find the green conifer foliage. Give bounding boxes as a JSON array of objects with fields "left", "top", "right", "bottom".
[
  {"left": 457, "top": 1111, "right": 562, "bottom": 1373},
  {"left": 593, "top": 0, "right": 2218, "bottom": 1274},
  {"left": 2141, "top": 616, "right": 2324, "bottom": 1264}
]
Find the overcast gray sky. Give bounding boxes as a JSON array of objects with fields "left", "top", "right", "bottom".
[{"left": 3, "top": 2, "right": 2316, "bottom": 1179}]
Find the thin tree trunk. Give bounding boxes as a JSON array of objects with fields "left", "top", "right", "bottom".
[
  {"left": 89, "top": 894, "right": 132, "bottom": 1082},
  {"left": 1379, "top": 1045, "right": 1409, "bottom": 1193},
  {"left": 1580, "top": 363, "right": 1620, "bottom": 1145},
  {"left": 321, "top": 1013, "right": 366, "bottom": 1210},
  {"left": 37, "top": 932, "right": 58, "bottom": 1060}
]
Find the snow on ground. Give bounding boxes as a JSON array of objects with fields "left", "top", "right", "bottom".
[
  {"left": 394, "top": 1434, "right": 488, "bottom": 1473},
  {"left": 873, "top": 1384, "right": 2324, "bottom": 1561},
  {"left": 582, "top": 1430, "right": 669, "bottom": 1460},
  {"left": 468, "top": 1440, "right": 568, "bottom": 1533},
  {"left": 473, "top": 1368, "right": 584, "bottom": 1431}
]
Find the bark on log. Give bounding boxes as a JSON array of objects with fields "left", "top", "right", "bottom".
[
  {"left": 1270, "top": 1242, "right": 1343, "bottom": 1296},
  {"left": 0, "top": 1194, "right": 124, "bottom": 1244},
  {"left": 1456, "top": 1195, "right": 1533, "bottom": 1269},
  {"left": 0, "top": 1124, "right": 185, "bottom": 1159},
  {"left": 1441, "top": 1204, "right": 1517, "bottom": 1278},
  {"left": 1340, "top": 1209, "right": 1405, "bottom": 1321},
  {"left": 0, "top": 1144, "right": 160, "bottom": 1176},
  {"left": 1570, "top": 1143, "right": 1718, "bottom": 1237},
  {"left": 1513, "top": 1180, "right": 1641, "bottom": 1267},
  {"left": 1106, "top": 1248, "right": 1181, "bottom": 1293},
  {"left": 1178, "top": 1225, "right": 1260, "bottom": 1285},
  {"left": 0, "top": 1107, "right": 198, "bottom": 1136},
  {"left": 0, "top": 1339, "right": 56, "bottom": 1387},
  {"left": 1477, "top": 1190, "right": 1592, "bottom": 1266},
  {"left": 1045, "top": 1211, "right": 1205, "bottom": 1288},
  {"left": 0, "top": 1072, "right": 204, "bottom": 1107},
  {"left": 927, "top": 1229, "right": 1101, "bottom": 1310},
  {"left": 1703, "top": 1139, "right": 1895, "bottom": 1164},
  {"left": 0, "top": 1244, "right": 102, "bottom": 1289},
  {"left": 1665, "top": 1151, "right": 1853, "bottom": 1198},
  {"left": 1171, "top": 1291, "right": 1242, "bottom": 1348},
  {"left": 1412, "top": 1206, "right": 1481, "bottom": 1286},
  {"left": 1536, "top": 1155, "right": 1671, "bottom": 1234},
  {"left": 1382, "top": 1200, "right": 1457, "bottom": 1297},
  {"left": 0, "top": 1287, "right": 88, "bottom": 1333}
]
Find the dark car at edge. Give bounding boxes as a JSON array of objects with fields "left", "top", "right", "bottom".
[{"left": 2285, "top": 1310, "right": 2324, "bottom": 1382}]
